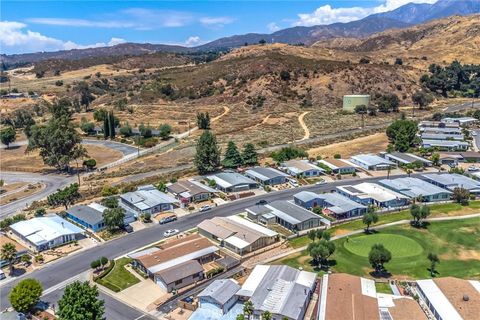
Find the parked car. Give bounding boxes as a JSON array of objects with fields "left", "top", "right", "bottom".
[
  {"left": 315, "top": 179, "right": 327, "bottom": 185},
  {"left": 468, "top": 165, "right": 479, "bottom": 172},
  {"left": 159, "top": 215, "right": 177, "bottom": 224},
  {"left": 122, "top": 224, "right": 133, "bottom": 233},
  {"left": 288, "top": 179, "right": 299, "bottom": 187},
  {"left": 0, "top": 269, "right": 5, "bottom": 280},
  {"left": 255, "top": 199, "right": 268, "bottom": 206},
  {"left": 163, "top": 229, "right": 180, "bottom": 237},
  {"left": 199, "top": 205, "right": 212, "bottom": 212},
  {"left": 472, "top": 131, "right": 477, "bottom": 136}
]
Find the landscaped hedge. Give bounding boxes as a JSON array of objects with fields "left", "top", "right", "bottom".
[{"left": 94, "top": 259, "right": 115, "bottom": 281}]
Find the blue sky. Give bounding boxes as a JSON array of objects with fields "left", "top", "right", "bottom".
[{"left": 1, "top": 0, "right": 437, "bottom": 54}]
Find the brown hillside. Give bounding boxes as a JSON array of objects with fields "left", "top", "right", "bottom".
[{"left": 313, "top": 14, "right": 480, "bottom": 67}]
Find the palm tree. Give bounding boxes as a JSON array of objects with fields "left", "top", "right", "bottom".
[
  {"left": 243, "top": 300, "right": 254, "bottom": 320},
  {"left": 1, "top": 243, "right": 17, "bottom": 275},
  {"left": 262, "top": 311, "right": 272, "bottom": 320}
]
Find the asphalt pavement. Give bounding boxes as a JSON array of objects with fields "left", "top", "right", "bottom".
[
  {"left": 0, "top": 172, "right": 74, "bottom": 219},
  {"left": 0, "top": 174, "right": 402, "bottom": 311}
]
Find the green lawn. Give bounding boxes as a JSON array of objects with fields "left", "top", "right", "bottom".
[
  {"left": 289, "top": 200, "right": 480, "bottom": 249},
  {"left": 375, "top": 282, "right": 393, "bottom": 294},
  {"left": 277, "top": 218, "right": 480, "bottom": 279},
  {"left": 97, "top": 258, "right": 140, "bottom": 292}
]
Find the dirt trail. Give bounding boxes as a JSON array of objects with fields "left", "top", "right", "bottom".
[
  {"left": 298, "top": 111, "right": 311, "bottom": 140},
  {"left": 211, "top": 106, "right": 230, "bottom": 122}
]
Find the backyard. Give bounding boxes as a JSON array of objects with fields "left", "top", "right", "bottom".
[{"left": 278, "top": 217, "right": 480, "bottom": 280}]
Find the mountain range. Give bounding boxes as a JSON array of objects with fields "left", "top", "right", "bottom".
[{"left": 1, "top": 0, "right": 478, "bottom": 65}]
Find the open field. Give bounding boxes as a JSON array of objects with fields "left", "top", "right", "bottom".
[
  {"left": 279, "top": 218, "right": 480, "bottom": 279},
  {"left": 96, "top": 258, "right": 140, "bottom": 292},
  {"left": 0, "top": 144, "right": 123, "bottom": 172}
]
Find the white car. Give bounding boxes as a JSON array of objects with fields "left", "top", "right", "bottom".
[
  {"left": 472, "top": 131, "right": 477, "bottom": 136},
  {"left": 468, "top": 166, "right": 479, "bottom": 172},
  {"left": 163, "top": 229, "right": 179, "bottom": 237},
  {"left": 199, "top": 205, "right": 212, "bottom": 212},
  {"left": 315, "top": 179, "right": 327, "bottom": 185}
]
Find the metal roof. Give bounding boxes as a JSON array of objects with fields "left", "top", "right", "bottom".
[
  {"left": 198, "top": 279, "right": 240, "bottom": 306},
  {"left": 265, "top": 200, "right": 323, "bottom": 225},
  {"left": 293, "top": 191, "right": 320, "bottom": 203},
  {"left": 337, "top": 182, "right": 408, "bottom": 202},
  {"left": 318, "top": 159, "right": 355, "bottom": 170},
  {"left": 207, "top": 172, "right": 257, "bottom": 189},
  {"left": 237, "top": 265, "right": 316, "bottom": 320},
  {"left": 245, "top": 167, "right": 290, "bottom": 181},
  {"left": 281, "top": 160, "right": 324, "bottom": 175},
  {"left": 10, "top": 215, "right": 83, "bottom": 246},
  {"left": 420, "top": 126, "right": 463, "bottom": 134},
  {"left": 66, "top": 205, "right": 104, "bottom": 225},
  {"left": 167, "top": 179, "right": 217, "bottom": 196},
  {"left": 378, "top": 177, "right": 451, "bottom": 198},
  {"left": 421, "top": 173, "right": 480, "bottom": 192},
  {"left": 421, "top": 133, "right": 465, "bottom": 141},
  {"left": 320, "top": 193, "right": 367, "bottom": 214},
  {"left": 416, "top": 279, "right": 462, "bottom": 320},
  {"left": 385, "top": 152, "right": 432, "bottom": 165},
  {"left": 421, "top": 139, "right": 469, "bottom": 148},
  {"left": 155, "top": 260, "right": 203, "bottom": 284},
  {"left": 120, "top": 186, "right": 177, "bottom": 210},
  {"left": 350, "top": 154, "right": 395, "bottom": 167}
]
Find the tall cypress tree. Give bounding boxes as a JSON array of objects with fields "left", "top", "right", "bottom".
[
  {"left": 109, "top": 111, "right": 115, "bottom": 139},
  {"left": 194, "top": 130, "right": 221, "bottom": 174},
  {"left": 222, "top": 141, "right": 243, "bottom": 169},
  {"left": 242, "top": 143, "right": 258, "bottom": 166},
  {"left": 103, "top": 117, "right": 109, "bottom": 139}
]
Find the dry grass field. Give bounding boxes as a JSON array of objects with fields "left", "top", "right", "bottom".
[{"left": 0, "top": 144, "right": 122, "bottom": 172}]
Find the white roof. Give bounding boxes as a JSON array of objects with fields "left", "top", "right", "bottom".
[
  {"left": 339, "top": 182, "right": 408, "bottom": 202},
  {"left": 237, "top": 264, "right": 270, "bottom": 297},
  {"left": 417, "top": 279, "right": 462, "bottom": 320},
  {"left": 227, "top": 215, "right": 277, "bottom": 237},
  {"left": 121, "top": 186, "right": 177, "bottom": 211},
  {"left": 207, "top": 172, "right": 256, "bottom": 189},
  {"left": 360, "top": 277, "right": 377, "bottom": 298},
  {"left": 87, "top": 202, "right": 107, "bottom": 212},
  {"left": 10, "top": 215, "right": 84, "bottom": 246},
  {"left": 224, "top": 236, "right": 250, "bottom": 249},
  {"left": 350, "top": 154, "right": 395, "bottom": 167},
  {"left": 148, "top": 245, "right": 218, "bottom": 274}
]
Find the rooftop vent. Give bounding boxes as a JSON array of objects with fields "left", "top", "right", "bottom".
[{"left": 463, "top": 294, "right": 469, "bottom": 302}]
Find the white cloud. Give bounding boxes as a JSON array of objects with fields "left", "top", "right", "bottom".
[
  {"left": 0, "top": 21, "right": 127, "bottom": 54},
  {"left": 26, "top": 18, "right": 135, "bottom": 28},
  {"left": 108, "top": 37, "right": 127, "bottom": 46},
  {"left": 185, "top": 36, "right": 202, "bottom": 47},
  {"left": 267, "top": 22, "right": 280, "bottom": 32},
  {"left": 293, "top": 0, "right": 438, "bottom": 26},
  {"left": 199, "top": 16, "right": 234, "bottom": 28}
]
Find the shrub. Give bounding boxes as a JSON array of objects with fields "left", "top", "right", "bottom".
[
  {"left": 334, "top": 154, "right": 341, "bottom": 159},
  {"left": 101, "top": 185, "right": 119, "bottom": 197},
  {"left": 91, "top": 260, "right": 101, "bottom": 269}
]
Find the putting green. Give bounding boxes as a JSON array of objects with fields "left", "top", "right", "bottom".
[{"left": 343, "top": 234, "right": 423, "bottom": 258}]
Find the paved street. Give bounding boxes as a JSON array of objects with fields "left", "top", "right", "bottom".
[
  {"left": 0, "top": 174, "right": 399, "bottom": 311},
  {"left": 0, "top": 172, "right": 74, "bottom": 219},
  {"left": 444, "top": 100, "right": 480, "bottom": 113}
]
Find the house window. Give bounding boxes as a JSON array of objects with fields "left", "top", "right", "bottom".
[{"left": 175, "top": 279, "right": 183, "bottom": 285}]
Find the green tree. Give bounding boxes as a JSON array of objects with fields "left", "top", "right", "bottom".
[
  {"left": 194, "top": 130, "right": 221, "bottom": 174},
  {"left": 431, "top": 152, "right": 440, "bottom": 166},
  {"left": 27, "top": 99, "right": 85, "bottom": 171},
  {"left": 196, "top": 112, "right": 211, "bottom": 130},
  {"left": 83, "top": 158, "right": 97, "bottom": 170},
  {"left": 236, "top": 315, "right": 245, "bottom": 320},
  {"left": 9, "top": 278, "right": 43, "bottom": 313},
  {"left": 101, "top": 196, "right": 119, "bottom": 209},
  {"left": 362, "top": 208, "right": 378, "bottom": 233},
  {"left": 158, "top": 123, "right": 172, "bottom": 140},
  {"left": 77, "top": 82, "right": 95, "bottom": 112},
  {"left": 0, "top": 126, "right": 16, "bottom": 148},
  {"left": 307, "top": 239, "right": 335, "bottom": 269},
  {"left": 279, "top": 70, "right": 290, "bottom": 81},
  {"left": 108, "top": 111, "right": 115, "bottom": 139},
  {"left": 119, "top": 122, "right": 133, "bottom": 137},
  {"left": 242, "top": 143, "right": 258, "bottom": 166},
  {"left": 386, "top": 119, "right": 418, "bottom": 152},
  {"left": 155, "top": 181, "right": 167, "bottom": 192},
  {"left": 80, "top": 121, "right": 95, "bottom": 134},
  {"left": 307, "top": 229, "right": 317, "bottom": 242},
  {"left": 410, "top": 204, "right": 430, "bottom": 227},
  {"left": 354, "top": 104, "right": 368, "bottom": 128},
  {"left": 93, "top": 108, "right": 108, "bottom": 122},
  {"left": 452, "top": 187, "right": 470, "bottom": 205},
  {"left": 262, "top": 311, "right": 272, "bottom": 320},
  {"left": 47, "top": 183, "right": 81, "bottom": 210},
  {"left": 427, "top": 253, "right": 440, "bottom": 277},
  {"left": 103, "top": 207, "right": 125, "bottom": 231},
  {"left": 368, "top": 244, "right": 392, "bottom": 274},
  {"left": 57, "top": 281, "right": 105, "bottom": 320},
  {"left": 412, "top": 91, "right": 433, "bottom": 116},
  {"left": 271, "top": 146, "right": 308, "bottom": 162},
  {"left": 1, "top": 243, "right": 17, "bottom": 275},
  {"left": 243, "top": 300, "right": 254, "bottom": 320},
  {"left": 222, "top": 141, "right": 243, "bottom": 169}
]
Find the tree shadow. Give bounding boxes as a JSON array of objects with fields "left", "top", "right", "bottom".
[
  {"left": 364, "top": 229, "right": 379, "bottom": 235},
  {"left": 427, "top": 268, "right": 440, "bottom": 277},
  {"left": 409, "top": 221, "right": 430, "bottom": 229},
  {"left": 369, "top": 269, "right": 392, "bottom": 279},
  {"left": 11, "top": 268, "right": 26, "bottom": 277},
  {"left": 3, "top": 145, "right": 21, "bottom": 150},
  {"left": 310, "top": 259, "right": 337, "bottom": 272}
]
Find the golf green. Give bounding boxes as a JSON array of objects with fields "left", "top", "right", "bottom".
[{"left": 343, "top": 234, "right": 423, "bottom": 258}]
